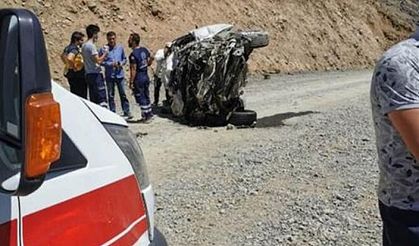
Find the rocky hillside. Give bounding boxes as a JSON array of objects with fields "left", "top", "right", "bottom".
[{"left": 0, "top": 0, "right": 418, "bottom": 83}]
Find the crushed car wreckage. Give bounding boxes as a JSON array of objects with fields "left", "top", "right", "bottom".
[{"left": 161, "top": 24, "right": 269, "bottom": 126}]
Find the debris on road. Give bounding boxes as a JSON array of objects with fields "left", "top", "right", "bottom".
[
  {"left": 135, "top": 132, "right": 149, "bottom": 138},
  {"left": 226, "top": 124, "right": 236, "bottom": 130}
]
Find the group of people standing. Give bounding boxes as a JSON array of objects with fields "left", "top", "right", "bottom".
[{"left": 61, "top": 24, "right": 156, "bottom": 122}]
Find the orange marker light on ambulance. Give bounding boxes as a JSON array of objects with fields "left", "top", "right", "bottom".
[{"left": 25, "top": 92, "right": 61, "bottom": 178}]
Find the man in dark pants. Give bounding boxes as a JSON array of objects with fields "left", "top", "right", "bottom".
[
  {"left": 153, "top": 46, "right": 170, "bottom": 106},
  {"left": 100, "top": 31, "right": 132, "bottom": 118},
  {"left": 61, "top": 31, "right": 87, "bottom": 98},
  {"left": 81, "top": 24, "right": 108, "bottom": 107},
  {"left": 371, "top": 24, "right": 419, "bottom": 246},
  {"left": 153, "top": 72, "right": 163, "bottom": 106},
  {"left": 128, "top": 33, "right": 153, "bottom": 122}
]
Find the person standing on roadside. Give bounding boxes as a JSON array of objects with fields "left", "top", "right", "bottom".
[
  {"left": 128, "top": 33, "right": 154, "bottom": 122},
  {"left": 61, "top": 31, "right": 87, "bottom": 98},
  {"left": 100, "top": 31, "right": 132, "bottom": 118},
  {"left": 81, "top": 24, "right": 108, "bottom": 107},
  {"left": 371, "top": 24, "right": 419, "bottom": 245},
  {"left": 153, "top": 43, "right": 171, "bottom": 106},
  {"left": 153, "top": 48, "right": 165, "bottom": 106}
]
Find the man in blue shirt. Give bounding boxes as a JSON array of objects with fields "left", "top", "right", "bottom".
[
  {"left": 100, "top": 31, "right": 132, "bottom": 118},
  {"left": 128, "top": 33, "right": 154, "bottom": 122}
]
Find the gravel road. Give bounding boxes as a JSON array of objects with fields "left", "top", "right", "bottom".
[{"left": 128, "top": 70, "right": 381, "bottom": 245}]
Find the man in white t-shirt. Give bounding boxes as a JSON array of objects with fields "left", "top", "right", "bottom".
[{"left": 153, "top": 43, "right": 171, "bottom": 106}]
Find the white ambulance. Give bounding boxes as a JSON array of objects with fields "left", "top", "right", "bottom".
[{"left": 0, "top": 9, "right": 166, "bottom": 245}]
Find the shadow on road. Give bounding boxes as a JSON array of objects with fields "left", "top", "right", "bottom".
[
  {"left": 153, "top": 105, "right": 189, "bottom": 125},
  {"left": 154, "top": 105, "right": 317, "bottom": 129},
  {"left": 257, "top": 111, "right": 318, "bottom": 128}
]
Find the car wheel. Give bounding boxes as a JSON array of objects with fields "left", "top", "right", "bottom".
[
  {"left": 205, "top": 114, "right": 228, "bottom": 127},
  {"left": 228, "top": 109, "right": 257, "bottom": 126},
  {"left": 241, "top": 31, "right": 269, "bottom": 48}
]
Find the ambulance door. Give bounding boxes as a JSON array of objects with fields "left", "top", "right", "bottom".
[{"left": 0, "top": 9, "right": 62, "bottom": 245}]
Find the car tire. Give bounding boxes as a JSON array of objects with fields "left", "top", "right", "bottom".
[
  {"left": 228, "top": 110, "right": 257, "bottom": 126},
  {"left": 205, "top": 114, "right": 228, "bottom": 127},
  {"left": 150, "top": 228, "right": 168, "bottom": 246},
  {"left": 241, "top": 31, "right": 269, "bottom": 48}
]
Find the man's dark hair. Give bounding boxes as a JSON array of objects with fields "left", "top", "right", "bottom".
[
  {"left": 70, "top": 31, "right": 85, "bottom": 44},
  {"left": 130, "top": 33, "right": 141, "bottom": 46},
  {"left": 86, "top": 24, "right": 100, "bottom": 39},
  {"left": 106, "top": 31, "right": 116, "bottom": 38}
]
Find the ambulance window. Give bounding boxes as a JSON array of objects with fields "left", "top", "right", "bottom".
[
  {"left": 0, "top": 15, "right": 22, "bottom": 182},
  {"left": 0, "top": 15, "right": 20, "bottom": 141}
]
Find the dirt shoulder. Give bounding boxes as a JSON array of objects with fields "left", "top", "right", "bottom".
[
  {"left": 134, "top": 70, "right": 372, "bottom": 182},
  {"left": 129, "top": 70, "right": 377, "bottom": 245}
]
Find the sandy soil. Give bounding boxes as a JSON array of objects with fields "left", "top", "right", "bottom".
[{"left": 0, "top": 0, "right": 417, "bottom": 82}]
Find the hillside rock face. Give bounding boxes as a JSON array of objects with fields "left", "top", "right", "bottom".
[{"left": 0, "top": 0, "right": 417, "bottom": 83}]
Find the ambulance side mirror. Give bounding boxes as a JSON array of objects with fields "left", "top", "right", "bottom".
[{"left": 0, "top": 9, "right": 61, "bottom": 195}]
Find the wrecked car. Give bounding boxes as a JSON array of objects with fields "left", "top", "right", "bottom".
[{"left": 161, "top": 24, "right": 269, "bottom": 126}]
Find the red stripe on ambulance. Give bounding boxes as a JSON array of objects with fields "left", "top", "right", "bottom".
[
  {"left": 22, "top": 175, "right": 147, "bottom": 245},
  {"left": 0, "top": 219, "right": 17, "bottom": 246},
  {"left": 110, "top": 218, "right": 148, "bottom": 246}
]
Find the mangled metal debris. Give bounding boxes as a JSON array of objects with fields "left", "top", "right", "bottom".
[{"left": 162, "top": 24, "right": 269, "bottom": 126}]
